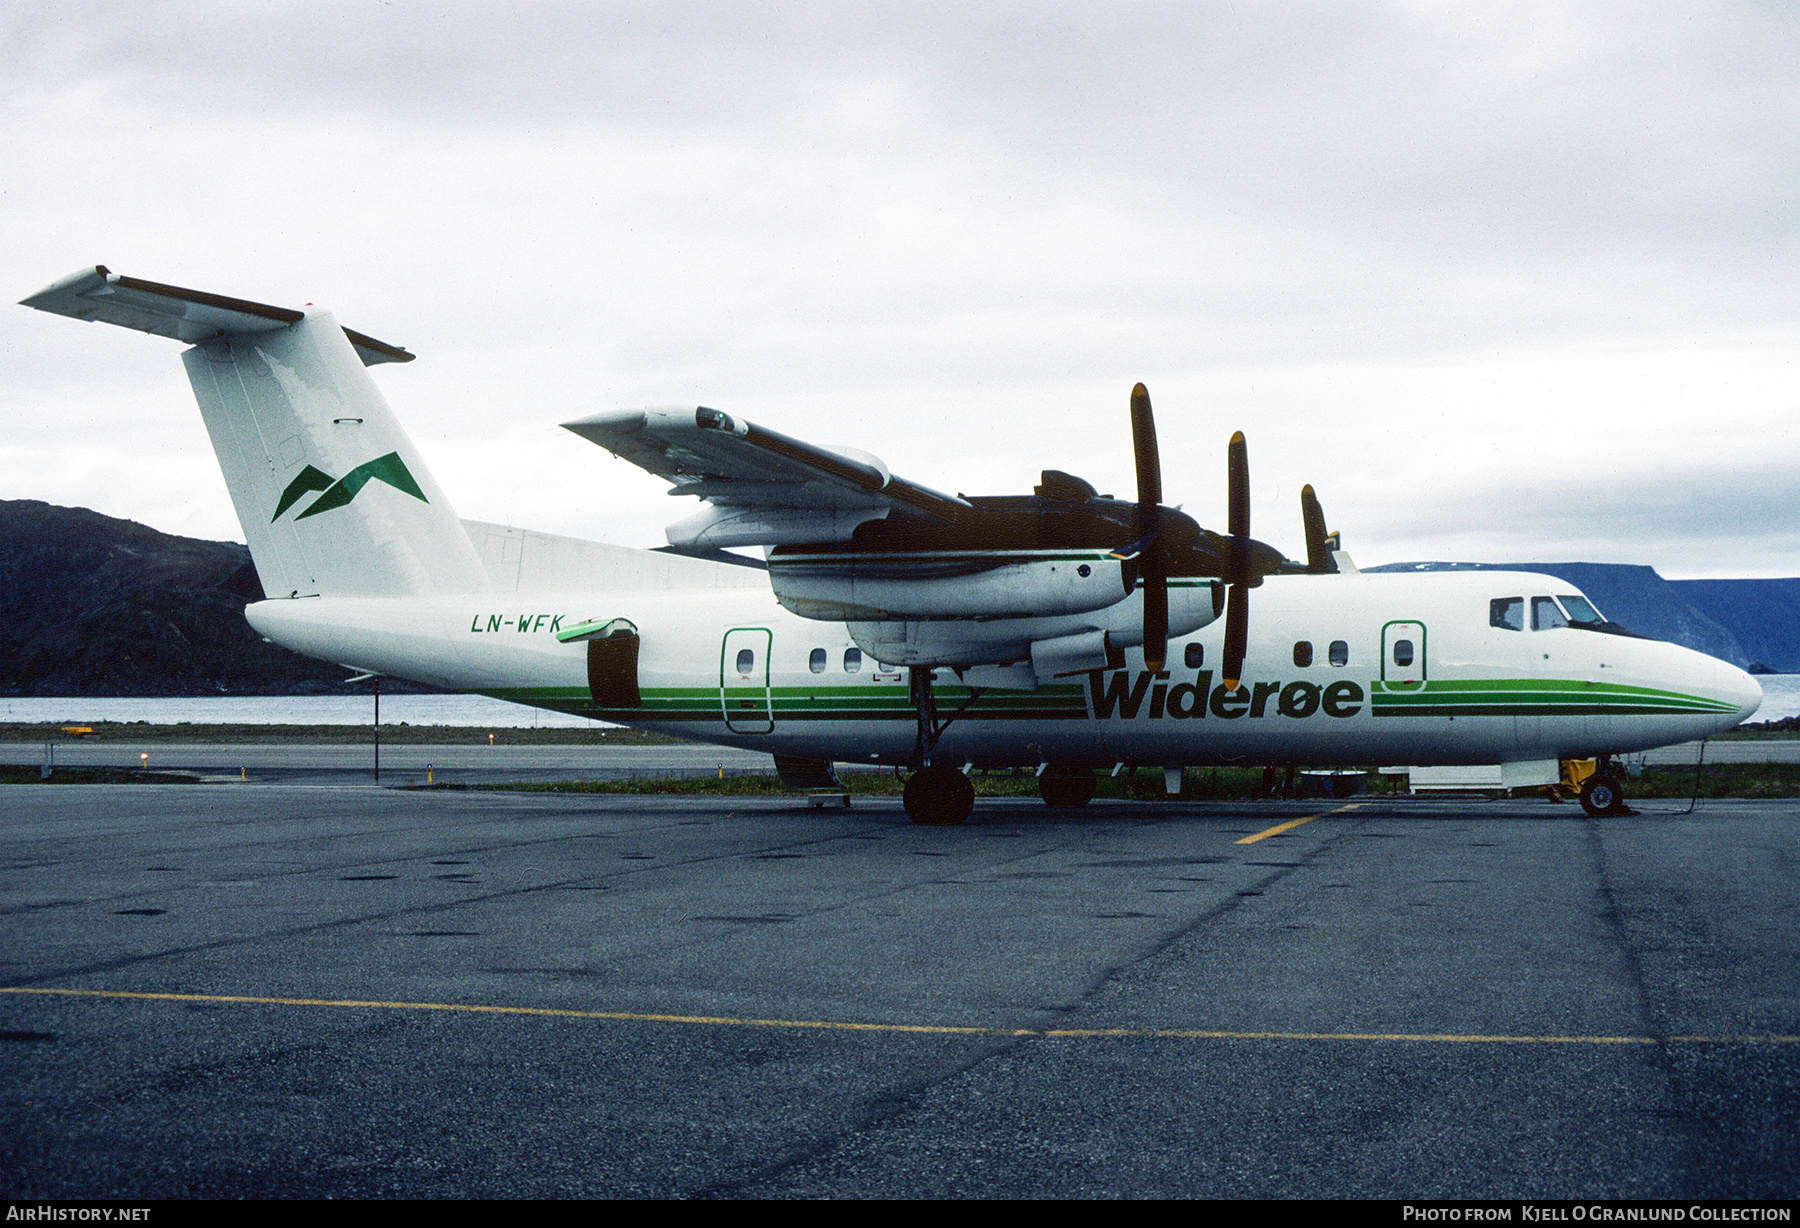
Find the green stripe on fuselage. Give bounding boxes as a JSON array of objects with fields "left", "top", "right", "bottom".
[
  {"left": 477, "top": 683, "right": 1087, "bottom": 726},
  {"left": 1369, "top": 678, "right": 1734, "bottom": 717}
]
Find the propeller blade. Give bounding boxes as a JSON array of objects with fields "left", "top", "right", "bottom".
[
  {"left": 1129, "top": 383, "right": 1169, "bottom": 671},
  {"left": 1108, "top": 528, "right": 1156, "bottom": 562},
  {"left": 1223, "top": 431, "right": 1251, "bottom": 691},
  {"left": 1227, "top": 431, "right": 1248, "bottom": 541},
  {"left": 1142, "top": 545, "right": 1168, "bottom": 673},
  {"left": 1130, "top": 383, "right": 1161, "bottom": 506},
  {"left": 1300, "top": 484, "right": 1336, "bottom": 574},
  {"left": 1222, "top": 579, "right": 1248, "bottom": 691}
]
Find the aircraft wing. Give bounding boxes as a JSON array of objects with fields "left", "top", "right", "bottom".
[
  {"left": 20, "top": 266, "right": 414, "bottom": 366},
  {"left": 563, "top": 407, "right": 971, "bottom": 549}
]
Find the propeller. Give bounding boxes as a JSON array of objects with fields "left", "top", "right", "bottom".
[
  {"left": 1105, "top": 384, "right": 1284, "bottom": 682},
  {"left": 1300, "top": 484, "right": 1338, "bottom": 575}
]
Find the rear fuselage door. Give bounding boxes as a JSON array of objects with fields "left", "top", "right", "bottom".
[
  {"left": 721, "top": 627, "right": 774, "bottom": 733},
  {"left": 1382, "top": 621, "right": 1426, "bottom": 688}
]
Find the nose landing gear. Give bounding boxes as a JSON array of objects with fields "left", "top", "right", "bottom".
[{"left": 1579, "top": 760, "right": 1632, "bottom": 816}]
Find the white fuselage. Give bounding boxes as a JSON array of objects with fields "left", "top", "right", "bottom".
[
  {"left": 22, "top": 270, "right": 1760, "bottom": 775},
  {"left": 246, "top": 566, "right": 1762, "bottom": 770}
]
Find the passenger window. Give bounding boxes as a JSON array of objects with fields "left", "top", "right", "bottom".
[
  {"left": 1532, "top": 596, "right": 1568, "bottom": 630},
  {"left": 808, "top": 648, "right": 827, "bottom": 674},
  {"left": 1393, "top": 639, "right": 1414, "bottom": 667},
  {"left": 735, "top": 648, "right": 755, "bottom": 674},
  {"left": 1490, "top": 597, "right": 1524, "bottom": 631},
  {"left": 1328, "top": 640, "right": 1348, "bottom": 667},
  {"left": 844, "top": 648, "right": 863, "bottom": 673},
  {"left": 1184, "top": 643, "right": 1203, "bottom": 669},
  {"left": 1293, "top": 641, "right": 1312, "bottom": 667}
]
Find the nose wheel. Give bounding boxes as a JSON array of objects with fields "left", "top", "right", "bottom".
[
  {"left": 903, "top": 765, "right": 975, "bottom": 825},
  {"left": 1579, "top": 766, "right": 1630, "bottom": 816}
]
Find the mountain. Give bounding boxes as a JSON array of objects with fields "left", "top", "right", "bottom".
[
  {"left": 0, "top": 500, "right": 354, "bottom": 696},
  {"left": 1363, "top": 561, "right": 1797, "bottom": 671},
  {"left": 1668, "top": 579, "right": 1800, "bottom": 674}
]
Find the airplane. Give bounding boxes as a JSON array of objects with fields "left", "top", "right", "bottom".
[{"left": 21, "top": 266, "right": 1763, "bottom": 823}]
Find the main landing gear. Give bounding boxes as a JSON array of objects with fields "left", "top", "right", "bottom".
[
  {"left": 899, "top": 666, "right": 982, "bottom": 825},
  {"left": 903, "top": 765, "right": 976, "bottom": 825},
  {"left": 1039, "top": 764, "right": 1096, "bottom": 808}
]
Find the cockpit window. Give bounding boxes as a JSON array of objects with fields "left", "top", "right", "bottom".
[
  {"left": 1490, "top": 597, "right": 1524, "bottom": 631},
  {"left": 1558, "top": 594, "right": 1605, "bottom": 627},
  {"left": 1531, "top": 596, "right": 1568, "bottom": 630}
]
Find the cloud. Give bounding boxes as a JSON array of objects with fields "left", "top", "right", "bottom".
[{"left": 3, "top": 2, "right": 1796, "bottom": 578}]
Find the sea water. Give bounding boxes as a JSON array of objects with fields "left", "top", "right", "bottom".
[{"left": 0, "top": 694, "right": 598, "bottom": 727}]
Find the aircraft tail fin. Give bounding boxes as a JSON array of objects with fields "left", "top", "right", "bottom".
[{"left": 23, "top": 267, "right": 489, "bottom": 598}]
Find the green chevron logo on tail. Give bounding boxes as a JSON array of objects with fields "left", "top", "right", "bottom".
[{"left": 272, "top": 453, "right": 428, "bottom": 522}]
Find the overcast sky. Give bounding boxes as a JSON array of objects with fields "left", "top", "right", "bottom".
[{"left": 4, "top": 1, "right": 1796, "bottom": 577}]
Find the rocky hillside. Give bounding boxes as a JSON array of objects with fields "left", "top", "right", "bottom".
[
  {"left": 0, "top": 501, "right": 351, "bottom": 695},
  {"left": 1669, "top": 578, "right": 1800, "bottom": 674}
]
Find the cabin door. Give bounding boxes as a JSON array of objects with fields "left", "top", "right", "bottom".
[{"left": 720, "top": 627, "right": 774, "bottom": 733}]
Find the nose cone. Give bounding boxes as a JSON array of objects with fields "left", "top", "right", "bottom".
[{"left": 1717, "top": 659, "right": 1764, "bottom": 727}]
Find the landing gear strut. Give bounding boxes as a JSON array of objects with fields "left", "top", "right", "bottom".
[{"left": 901, "top": 667, "right": 980, "bottom": 825}]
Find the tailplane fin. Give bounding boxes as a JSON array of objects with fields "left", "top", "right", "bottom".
[{"left": 23, "top": 267, "right": 488, "bottom": 597}]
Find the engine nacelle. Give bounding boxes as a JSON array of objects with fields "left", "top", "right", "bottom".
[
  {"left": 844, "top": 578, "right": 1223, "bottom": 675},
  {"left": 768, "top": 553, "right": 1127, "bottom": 622}
]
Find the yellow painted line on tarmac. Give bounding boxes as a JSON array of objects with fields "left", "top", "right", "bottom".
[
  {"left": 0, "top": 986, "right": 1006, "bottom": 1036},
  {"left": 5, "top": 986, "right": 1796, "bottom": 1046},
  {"left": 1235, "top": 802, "right": 1362, "bottom": 845}
]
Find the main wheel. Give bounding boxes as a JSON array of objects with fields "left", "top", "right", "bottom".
[
  {"left": 1579, "top": 772, "right": 1625, "bottom": 817},
  {"left": 1039, "top": 765, "right": 1096, "bottom": 808},
  {"left": 903, "top": 765, "right": 976, "bottom": 825}
]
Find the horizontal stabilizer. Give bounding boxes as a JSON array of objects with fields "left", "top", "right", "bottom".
[{"left": 21, "top": 266, "right": 413, "bottom": 366}]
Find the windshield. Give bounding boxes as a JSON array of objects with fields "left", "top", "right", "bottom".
[
  {"left": 1557, "top": 594, "right": 1606, "bottom": 627},
  {"left": 1531, "top": 596, "right": 1568, "bottom": 630}
]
